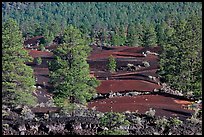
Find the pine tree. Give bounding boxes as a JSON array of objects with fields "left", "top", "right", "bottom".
[
  {"left": 159, "top": 14, "right": 202, "bottom": 98},
  {"left": 111, "top": 26, "right": 126, "bottom": 46},
  {"left": 2, "top": 19, "right": 37, "bottom": 106},
  {"left": 143, "top": 23, "right": 157, "bottom": 47},
  {"left": 107, "top": 55, "right": 117, "bottom": 72},
  {"left": 126, "top": 23, "right": 143, "bottom": 46},
  {"left": 49, "top": 25, "right": 99, "bottom": 107},
  {"left": 111, "top": 33, "right": 121, "bottom": 46},
  {"left": 156, "top": 21, "right": 168, "bottom": 46}
]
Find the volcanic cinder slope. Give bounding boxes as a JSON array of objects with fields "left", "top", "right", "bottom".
[
  {"left": 25, "top": 49, "right": 54, "bottom": 103},
  {"left": 87, "top": 46, "right": 194, "bottom": 119},
  {"left": 25, "top": 45, "right": 194, "bottom": 119}
]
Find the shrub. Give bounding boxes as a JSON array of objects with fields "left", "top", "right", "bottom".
[
  {"left": 170, "top": 117, "right": 183, "bottom": 127},
  {"left": 145, "top": 108, "right": 156, "bottom": 117},
  {"left": 99, "top": 112, "right": 130, "bottom": 129},
  {"left": 155, "top": 116, "right": 169, "bottom": 130},
  {"left": 39, "top": 44, "right": 45, "bottom": 51},
  {"left": 132, "top": 116, "right": 143, "bottom": 126},
  {"left": 2, "top": 110, "right": 9, "bottom": 117},
  {"left": 187, "top": 116, "right": 201, "bottom": 124},
  {"left": 98, "top": 129, "right": 129, "bottom": 135},
  {"left": 187, "top": 108, "right": 202, "bottom": 124},
  {"left": 21, "top": 106, "right": 35, "bottom": 120},
  {"left": 36, "top": 57, "right": 42, "bottom": 65}
]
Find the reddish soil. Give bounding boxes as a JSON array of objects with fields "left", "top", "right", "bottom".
[
  {"left": 33, "top": 67, "right": 49, "bottom": 75},
  {"left": 24, "top": 36, "right": 44, "bottom": 45},
  {"left": 26, "top": 49, "right": 53, "bottom": 58},
  {"left": 45, "top": 44, "right": 58, "bottom": 50},
  {"left": 119, "top": 46, "right": 162, "bottom": 53},
  {"left": 88, "top": 50, "right": 145, "bottom": 60},
  {"left": 88, "top": 94, "right": 194, "bottom": 119},
  {"left": 96, "top": 80, "right": 161, "bottom": 93},
  {"left": 25, "top": 44, "right": 198, "bottom": 119},
  {"left": 112, "top": 69, "right": 158, "bottom": 77},
  {"left": 25, "top": 49, "right": 54, "bottom": 103}
]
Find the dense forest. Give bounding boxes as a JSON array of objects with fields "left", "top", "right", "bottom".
[{"left": 2, "top": 2, "right": 202, "bottom": 46}]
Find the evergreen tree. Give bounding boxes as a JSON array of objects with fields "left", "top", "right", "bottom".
[
  {"left": 143, "top": 23, "right": 157, "bottom": 47},
  {"left": 107, "top": 55, "right": 117, "bottom": 72},
  {"left": 126, "top": 23, "right": 143, "bottom": 46},
  {"left": 44, "top": 29, "right": 54, "bottom": 46},
  {"left": 2, "top": 2, "right": 202, "bottom": 41},
  {"left": 155, "top": 21, "right": 168, "bottom": 46},
  {"left": 111, "top": 33, "right": 121, "bottom": 46},
  {"left": 2, "top": 19, "right": 37, "bottom": 106},
  {"left": 49, "top": 25, "right": 99, "bottom": 107},
  {"left": 159, "top": 15, "right": 202, "bottom": 98}
]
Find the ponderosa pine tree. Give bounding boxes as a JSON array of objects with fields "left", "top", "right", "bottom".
[
  {"left": 143, "top": 23, "right": 157, "bottom": 47},
  {"left": 2, "top": 19, "right": 37, "bottom": 106},
  {"left": 126, "top": 23, "right": 144, "bottom": 46},
  {"left": 156, "top": 21, "right": 168, "bottom": 46},
  {"left": 49, "top": 25, "right": 99, "bottom": 108},
  {"left": 111, "top": 26, "right": 126, "bottom": 46},
  {"left": 159, "top": 14, "right": 202, "bottom": 98}
]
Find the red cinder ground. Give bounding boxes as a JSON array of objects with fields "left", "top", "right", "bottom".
[
  {"left": 96, "top": 80, "right": 161, "bottom": 93},
  {"left": 25, "top": 44, "right": 198, "bottom": 119},
  {"left": 88, "top": 95, "right": 194, "bottom": 119},
  {"left": 26, "top": 49, "right": 53, "bottom": 58}
]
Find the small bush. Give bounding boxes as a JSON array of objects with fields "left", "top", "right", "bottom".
[
  {"left": 39, "top": 44, "right": 45, "bottom": 51},
  {"left": 132, "top": 116, "right": 143, "bottom": 126},
  {"left": 155, "top": 116, "right": 169, "bottom": 129},
  {"left": 170, "top": 117, "right": 183, "bottom": 127},
  {"left": 99, "top": 112, "right": 130, "bottom": 129},
  {"left": 2, "top": 110, "right": 9, "bottom": 117},
  {"left": 187, "top": 116, "right": 201, "bottom": 124},
  {"left": 98, "top": 129, "right": 129, "bottom": 135},
  {"left": 21, "top": 106, "right": 35, "bottom": 120},
  {"left": 36, "top": 57, "right": 42, "bottom": 65},
  {"left": 187, "top": 108, "right": 202, "bottom": 124},
  {"left": 145, "top": 108, "right": 156, "bottom": 117}
]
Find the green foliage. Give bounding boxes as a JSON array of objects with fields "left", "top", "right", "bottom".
[
  {"left": 49, "top": 25, "right": 99, "bottom": 106},
  {"left": 111, "top": 33, "right": 121, "bottom": 46},
  {"left": 36, "top": 57, "right": 42, "bottom": 65},
  {"left": 143, "top": 23, "right": 157, "bottom": 47},
  {"left": 99, "top": 112, "right": 130, "bottom": 129},
  {"left": 126, "top": 23, "right": 144, "bottom": 46},
  {"left": 2, "top": 2, "right": 201, "bottom": 48},
  {"left": 34, "top": 26, "right": 45, "bottom": 36},
  {"left": 2, "top": 18, "right": 37, "bottom": 106},
  {"left": 170, "top": 117, "right": 183, "bottom": 127},
  {"left": 155, "top": 116, "right": 169, "bottom": 129},
  {"left": 155, "top": 21, "right": 169, "bottom": 46},
  {"left": 97, "top": 129, "right": 129, "bottom": 135},
  {"left": 39, "top": 44, "right": 45, "bottom": 51},
  {"left": 187, "top": 108, "right": 202, "bottom": 124},
  {"left": 3, "top": 2, "right": 201, "bottom": 37},
  {"left": 107, "top": 55, "right": 117, "bottom": 72},
  {"left": 158, "top": 14, "right": 202, "bottom": 98},
  {"left": 110, "top": 27, "right": 127, "bottom": 46}
]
